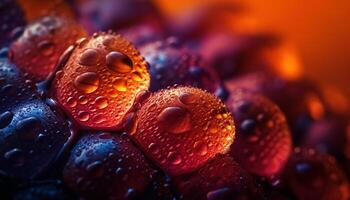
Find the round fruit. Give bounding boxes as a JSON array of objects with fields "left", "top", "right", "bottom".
[
  {"left": 63, "top": 132, "right": 155, "bottom": 200},
  {"left": 177, "top": 154, "right": 265, "bottom": 200},
  {"left": 0, "top": 100, "right": 71, "bottom": 179},
  {"left": 52, "top": 32, "right": 150, "bottom": 129},
  {"left": 129, "top": 86, "right": 235, "bottom": 176},
  {"left": 9, "top": 15, "right": 87, "bottom": 81},
  {"left": 283, "top": 148, "right": 350, "bottom": 200},
  {"left": 140, "top": 37, "right": 219, "bottom": 92},
  {"left": 227, "top": 90, "right": 292, "bottom": 177},
  {"left": 225, "top": 72, "right": 326, "bottom": 144}
]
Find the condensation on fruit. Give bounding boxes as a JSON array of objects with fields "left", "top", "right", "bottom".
[
  {"left": 52, "top": 32, "right": 150, "bottom": 129},
  {"left": 128, "top": 86, "right": 235, "bottom": 176}
]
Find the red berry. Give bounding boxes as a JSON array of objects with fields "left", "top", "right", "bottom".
[
  {"left": 283, "top": 148, "right": 350, "bottom": 200},
  {"left": 139, "top": 37, "right": 220, "bottom": 92},
  {"left": 227, "top": 90, "right": 292, "bottom": 177},
  {"left": 9, "top": 15, "right": 87, "bottom": 81},
  {"left": 52, "top": 32, "right": 150, "bottom": 129},
  {"left": 177, "top": 154, "right": 265, "bottom": 200},
  {"left": 63, "top": 132, "right": 155, "bottom": 199},
  {"left": 128, "top": 86, "right": 235, "bottom": 176}
]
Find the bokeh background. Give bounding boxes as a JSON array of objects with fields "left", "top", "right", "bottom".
[{"left": 155, "top": 0, "right": 350, "bottom": 99}]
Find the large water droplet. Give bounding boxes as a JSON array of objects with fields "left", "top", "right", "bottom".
[
  {"left": 113, "top": 78, "right": 127, "bottom": 92},
  {"left": 0, "top": 111, "right": 13, "bottom": 129},
  {"left": 94, "top": 96, "right": 108, "bottom": 109},
  {"left": 157, "top": 106, "right": 192, "bottom": 134},
  {"left": 194, "top": 141, "right": 208, "bottom": 156},
  {"left": 106, "top": 51, "right": 133, "bottom": 73},
  {"left": 179, "top": 92, "right": 196, "bottom": 105},
  {"left": 79, "top": 48, "right": 100, "bottom": 66},
  {"left": 78, "top": 111, "right": 89, "bottom": 122},
  {"left": 167, "top": 151, "right": 182, "bottom": 165},
  {"left": 74, "top": 72, "right": 99, "bottom": 94},
  {"left": 4, "top": 148, "right": 24, "bottom": 167},
  {"left": 16, "top": 117, "right": 41, "bottom": 140}
]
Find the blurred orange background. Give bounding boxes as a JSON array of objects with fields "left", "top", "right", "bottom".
[{"left": 156, "top": 0, "right": 350, "bottom": 98}]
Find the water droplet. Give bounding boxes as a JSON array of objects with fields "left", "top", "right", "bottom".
[
  {"left": 157, "top": 106, "right": 192, "bottom": 134},
  {"left": 113, "top": 78, "right": 127, "bottom": 92},
  {"left": 207, "top": 187, "right": 232, "bottom": 200},
  {"left": 78, "top": 111, "right": 89, "bottom": 122},
  {"left": 131, "top": 71, "right": 143, "bottom": 82},
  {"left": 148, "top": 143, "right": 159, "bottom": 154},
  {"left": 194, "top": 141, "right": 208, "bottom": 156},
  {"left": 16, "top": 117, "right": 41, "bottom": 140},
  {"left": 106, "top": 51, "right": 133, "bottom": 73},
  {"left": 240, "top": 119, "right": 256, "bottom": 134},
  {"left": 66, "top": 97, "right": 77, "bottom": 107},
  {"left": 94, "top": 96, "right": 108, "bottom": 109},
  {"left": 179, "top": 92, "right": 196, "bottom": 104},
  {"left": 0, "top": 111, "right": 13, "bottom": 129},
  {"left": 79, "top": 48, "right": 100, "bottom": 66},
  {"left": 167, "top": 152, "right": 182, "bottom": 165},
  {"left": 74, "top": 72, "right": 99, "bottom": 94},
  {"left": 4, "top": 148, "right": 24, "bottom": 167},
  {"left": 38, "top": 40, "right": 54, "bottom": 56}
]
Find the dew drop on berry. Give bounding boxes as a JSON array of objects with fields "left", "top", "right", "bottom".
[
  {"left": 74, "top": 72, "right": 99, "bottom": 94},
  {"left": 157, "top": 106, "right": 192, "bottom": 134},
  {"left": 106, "top": 51, "right": 133, "bottom": 73},
  {"left": 0, "top": 111, "right": 14, "bottom": 129},
  {"left": 79, "top": 48, "right": 101, "bottom": 66},
  {"left": 113, "top": 78, "right": 127, "bottom": 92}
]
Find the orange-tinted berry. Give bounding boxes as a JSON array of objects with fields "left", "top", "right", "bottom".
[
  {"left": 129, "top": 86, "right": 235, "bottom": 176},
  {"left": 10, "top": 15, "right": 87, "bottom": 81},
  {"left": 283, "top": 148, "right": 350, "bottom": 200},
  {"left": 227, "top": 90, "right": 292, "bottom": 177},
  {"left": 52, "top": 33, "right": 150, "bottom": 129}
]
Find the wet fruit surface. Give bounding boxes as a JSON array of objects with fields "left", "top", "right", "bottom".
[
  {"left": 52, "top": 33, "right": 150, "bottom": 129},
  {"left": 129, "top": 86, "right": 235, "bottom": 176},
  {"left": 140, "top": 37, "right": 219, "bottom": 92},
  {"left": 0, "top": 100, "right": 70, "bottom": 179},
  {"left": 63, "top": 132, "right": 155, "bottom": 200},
  {"left": 283, "top": 148, "right": 350, "bottom": 200},
  {"left": 9, "top": 15, "right": 87, "bottom": 81},
  {"left": 177, "top": 154, "right": 265, "bottom": 200},
  {"left": 225, "top": 72, "right": 327, "bottom": 144},
  {"left": 227, "top": 90, "right": 292, "bottom": 177}
]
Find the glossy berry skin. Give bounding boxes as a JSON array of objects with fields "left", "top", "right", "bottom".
[
  {"left": 0, "top": 0, "right": 26, "bottom": 47},
  {"left": 139, "top": 37, "right": 220, "bottom": 92},
  {"left": 52, "top": 33, "right": 150, "bottom": 129},
  {"left": 200, "top": 33, "right": 302, "bottom": 81},
  {"left": 177, "top": 154, "right": 265, "bottom": 200},
  {"left": 283, "top": 148, "right": 350, "bottom": 200},
  {"left": 225, "top": 72, "right": 327, "bottom": 144},
  {"left": 227, "top": 90, "right": 292, "bottom": 177},
  {"left": 0, "top": 56, "right": 38, "bottom": 112},
  {"left": 63, "top": 132, "right": 155, "bottom": 200},
  {"left": 9, "top": 15, "right": 87, "bottom": 81},
  {"left": 129, "top": 86, "right": 235, "bottom": 176},
  {"left": 70, "top": 0, "right": 159, "bottom": 34},
  {"left": 0, "top": 100, "right": 71, "bottom": 179},
  {"left": 13, "top": 180, "right": 75, "bottom": 200}
]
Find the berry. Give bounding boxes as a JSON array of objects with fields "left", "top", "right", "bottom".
[
  {"left": 225, "top": 72, "right": 327, "bottom": 144},
  {"left": 63, "top": 132, "right": 155, "bottom": 200},
  {"left": 200, "top": 33, "right": 302, "bottom": 81},
  {"left": 177, "top": 154, "right": 265, "bottom": 200},
  {"left": 13, "top": 180, "right": 75, "bottom": 200},
  {"left": 227, "top": 90, "right": 292, "bottom": 177},
  {"left": 9, "top": 15, "right": 87, "bottom": 81},
  {"left": 0, "top": 100, "right": 71, "bottom": 179},
  {"left": 140, "top": 37, "right": 219, "bottom": 92},
  {"left": 70, "top": 0, "right": 159, "bottom": 33},
  {"left": 283, "top": 148, "right": 350, "bottom": 200},
  {"left": 52, "top": 33, "right": 150, "bottom": 129},
  {"left": 128, "top": 86, "right": 235, "bottom": 176},
  {"left": 0, "top": 0, "right": 26, "bottom": 47}
]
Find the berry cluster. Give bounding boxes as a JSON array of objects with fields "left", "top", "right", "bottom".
[{"left": 0, "top": 0, "right": 349, "bottom": 200}]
